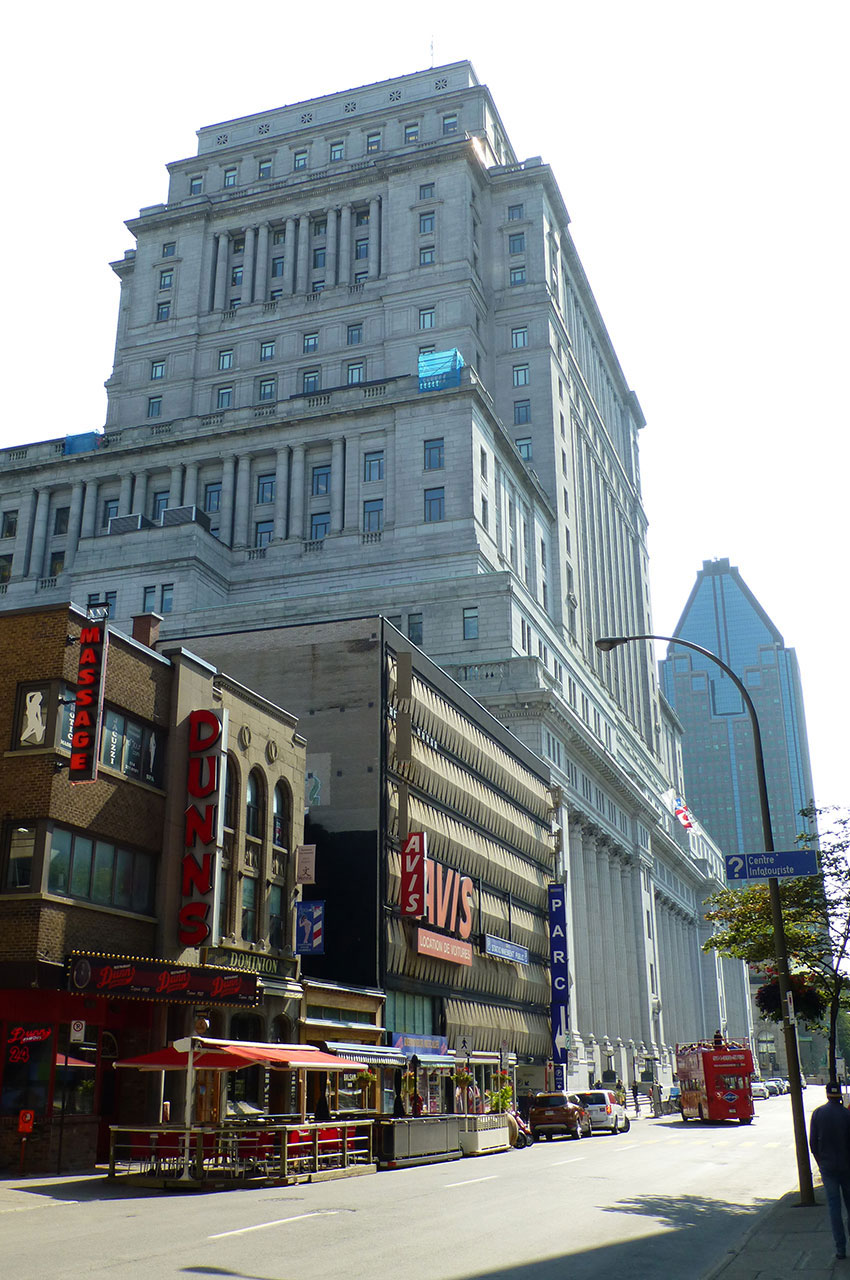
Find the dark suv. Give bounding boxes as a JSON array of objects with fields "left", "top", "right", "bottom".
[{"left": 528, "top": 1091, "right": 591, "bottom": 1141}]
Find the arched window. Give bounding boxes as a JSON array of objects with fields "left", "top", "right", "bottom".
[
  {"left": 246, "top": 769, "right": 265, "bottom": 839},
  {"left": 273, "top": 781, "right": 292, "bottom": 849},
  {"left": 224, "top": 753, "right": 239, "bottom": 830}
]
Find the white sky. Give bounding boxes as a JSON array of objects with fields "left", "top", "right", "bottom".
[{"left": 5, "top": 1, "right": 848, "bottom": 814}]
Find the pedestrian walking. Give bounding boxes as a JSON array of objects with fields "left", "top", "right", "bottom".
[
  {"left": 809, "top": 1081, "right": 850, "bottom": 1260},
  {"left": 631, "top": 1082, "right": 641, "bottom": 1116}
]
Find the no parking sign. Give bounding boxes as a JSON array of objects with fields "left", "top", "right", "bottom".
[{"left": 18, "top": 1110, "right": 34, "bottom": 1134}]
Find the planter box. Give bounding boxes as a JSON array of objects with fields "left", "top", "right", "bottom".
[{"left": 458, "top": 1117, "right": 510, "bottom": 1155}]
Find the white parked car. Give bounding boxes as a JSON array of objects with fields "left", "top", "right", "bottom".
[
  {"left": 575, "top": 1089, "right": 630, "bottom": 1134},
  {"left": 751, "top": 1080, "right": 769, "bottom": 1099}
]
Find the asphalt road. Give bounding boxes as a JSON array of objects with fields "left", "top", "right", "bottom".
[{"left": 1, "top": 1094, "right": 815, "bottom": 1280}]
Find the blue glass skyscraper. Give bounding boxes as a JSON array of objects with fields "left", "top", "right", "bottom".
[{"left": 660, "top": 559, "right": 816, "bottom": 856}]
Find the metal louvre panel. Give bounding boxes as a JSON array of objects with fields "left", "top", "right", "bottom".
[{"left": 444, "top": 998, "right": 551, "bottom": 1057}]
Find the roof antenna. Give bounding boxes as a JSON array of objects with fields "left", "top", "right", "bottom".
[{"left": 430, "top": 36, "right": 435, "bottom": 68}]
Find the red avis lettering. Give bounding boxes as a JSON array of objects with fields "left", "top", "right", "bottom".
[
  {"left": 424, "top": 861, "right": 475, "bottom": 940},
  {"left": 400, "top": 832, "right": 428, "bottom": 916},
  {"left": 178, "top": 709, "right": 224, "bottom": 947}
]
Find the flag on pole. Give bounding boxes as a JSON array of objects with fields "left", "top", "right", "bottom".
[{"left": 674, "top": 796, "right": 694, "bottom": 830}]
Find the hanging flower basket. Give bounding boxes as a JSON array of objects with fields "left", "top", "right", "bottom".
[
  {"left": 755, "top": 974, "right": 826, "bottom": 1025},
  {"left": 401, "top": 1070, "right": 418, "bottom": 1095},
  {"left": 452, "top": 1069, "right": 473, "bottom": 1089},
  {"left": 354, "top": 1069, "right": 376, "bottom": 1088}
]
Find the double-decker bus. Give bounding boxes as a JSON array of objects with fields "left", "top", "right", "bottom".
[{"left": 676, "top": 1040, "right": 755, "bottom": 1124}]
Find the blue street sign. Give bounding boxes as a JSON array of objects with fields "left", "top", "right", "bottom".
[{"left": 724, "top": 850, "right": 819, "bottom": 881}]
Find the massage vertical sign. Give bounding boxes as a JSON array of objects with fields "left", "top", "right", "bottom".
[
  {"left": 400, "top": 831, "right": 428, "bottom": 916},
  {"left": 68, "top": 620, "right": 109, "bottom": 783},
  {"left": 179, "top": 708, "right": 227, "bottom": 947}
]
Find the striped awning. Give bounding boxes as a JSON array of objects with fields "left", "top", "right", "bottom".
[{"left": 324, "top": 1042, "right": 407, "bottom": 1068}]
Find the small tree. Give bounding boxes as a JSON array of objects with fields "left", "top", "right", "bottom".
[{"left": 703, "top": 807, "right": 850, "bottom": 1081}]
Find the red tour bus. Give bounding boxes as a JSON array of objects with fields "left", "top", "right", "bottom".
[{"left": 676, "top": 1040, "right": 755, "bottom": 1124}]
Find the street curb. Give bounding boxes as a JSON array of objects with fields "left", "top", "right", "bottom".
[{"left": 698, "top": 1186, "right": 812, "bottom": 1280}]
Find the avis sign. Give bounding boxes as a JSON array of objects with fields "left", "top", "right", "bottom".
[
  {"left": 400, "top": 832, "right": 428, "bottom": 916},
  {"left": 179, "top": 709, "right": 226, "bottom": 947}
]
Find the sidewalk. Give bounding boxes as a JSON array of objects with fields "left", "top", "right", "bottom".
[{"left": 702, "top": 1181, "right": 843, "bottom": 1279}]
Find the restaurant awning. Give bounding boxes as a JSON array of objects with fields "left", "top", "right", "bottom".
[
  {"left": 324, "top": 1042, "right": 407, "bottom": 1068},
  {"left": 115, "top": 1039, "right": 367, "bottom": 1073}
]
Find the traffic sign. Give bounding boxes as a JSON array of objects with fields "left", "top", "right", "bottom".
[
  {"left": 70, "top": 1020, "right": 85, "bottom": 1044},
  {"left": 725, "top": 850, "right": 819, "bottom": 881}
]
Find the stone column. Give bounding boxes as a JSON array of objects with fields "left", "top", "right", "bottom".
[
  {"left": 27, "top": 489, "right": 51, "bottom": 579},
  {"left": 368, "top": 198, "right": 380, "bottom": 277},
  {"left": 273, "top": 447, "right": 289, "bottom": 539},
  {"left": 118, "top": 473, "right": 133, "bottom": 516},
  {"left": 213, "top": 232, "right": 229, "bottom": 311},
  {"left": 326, "top": 207, "right": 338, "bottom": 288},
  {"left": 169, "top": 465, "right": 183, "bottom": 509},
  {"left": 218, "top": 456, "right": 236, "bottom": 547},
  {"left": 133, "top": 471, "right": 148, "bottom": 518},
  {"left": 583, "top": 827, "right": 605, "bottom": 1038},
  {"left": 568, "top": 816, "right": 591, "bottom": 1036},
  {"left": 288, "top": 445, "right": 305, "bottom": 539},
  {"left": 182, "top": 463, "right": 198, "bottom": 510},
  {"left": 285, "top": 217, "right": 297, "bottom": 294},
  {"left": 233, "top": 455, "right": 252, "bottom": 548},
  {"left": 338, "top": 204, "right": 352, "bottom": 286},
  {"left": 242, "top": 226, "right": 255, "bottom": 306},
  {"left": 620, "top": 860, "right": 643, "bottom": 1047},
  {"left": 596, "top": 840, "right": 616, "bottom": 1038},
  {"left": 609, "top": 852, "right": 630, "bottom": 1045},
  {"left": 63, "top": 481, "right": 85, "bottom": 572},
  {"left": 80, "top": 481, "right": 98, "bottom": 539},
  {"left": 254, "top": 224, "right": 270, "bottom": 303},
  {"left": 343, "top": 434, "right": 360, "bottom": 532},
  {"left": 295, "top": 214, "right": 310, "bottom": 294},
  {"left": 330, "top": 438, "right": 345, "bottom": 533}
]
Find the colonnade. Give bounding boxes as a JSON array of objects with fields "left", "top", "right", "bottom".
[{"left": 209, "top": 198, "right": 382, "bottom": 310}]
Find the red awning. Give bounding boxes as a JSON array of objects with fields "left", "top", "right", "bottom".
[
  {"left": 55, "top": 1053, "right": 95, "bottom": 1070},
  {"left": 115, "top": 1039, "right": 367, "bottom": 1073}
]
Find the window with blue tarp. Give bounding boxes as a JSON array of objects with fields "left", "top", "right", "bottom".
[{"left": 418, "top": 349, "right": 464, "bottom": 392}]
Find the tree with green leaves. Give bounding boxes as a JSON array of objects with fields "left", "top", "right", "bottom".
[{"left": 702, "top": 807, "right": 850, "bottom": 1082}]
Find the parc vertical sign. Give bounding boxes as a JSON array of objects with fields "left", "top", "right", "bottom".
[
  {"left": 68, "top": 620, "right": 109, "bottom": 783},
  {"left": 548, "top": 883, "right": 570, "bottom": 1083}
]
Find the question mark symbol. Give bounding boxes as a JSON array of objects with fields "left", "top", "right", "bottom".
[{"left": 729, "top": 856, "right": 744, "bottom": 877}]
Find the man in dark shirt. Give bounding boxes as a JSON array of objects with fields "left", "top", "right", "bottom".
[{"left": 809, "top": 1081, "right": 850, "bottom": 1260}]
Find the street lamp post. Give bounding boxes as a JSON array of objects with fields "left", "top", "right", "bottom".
[{"left": 596, "top": 633, "right": 814, "bottom": 1205}]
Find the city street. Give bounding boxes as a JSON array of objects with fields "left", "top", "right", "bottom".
[{"left": 1, "top": 1094, "right": 815, "bottom": 1280}]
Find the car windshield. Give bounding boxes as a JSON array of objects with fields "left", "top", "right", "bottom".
[
  {"left": 577, "top": 1092, "right": 607, "bottom": 1105},
  {"left": 533, "top": 1094, "right": 569, "bottom": 1107}
]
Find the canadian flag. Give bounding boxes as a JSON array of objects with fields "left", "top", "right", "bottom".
[{"left": 674, "top": 796, "right": 694, "bottom": 830}]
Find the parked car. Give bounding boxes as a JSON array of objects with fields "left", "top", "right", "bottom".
[
  {"left": 751, "top": 1080, "right": 769, "bottom": 1099},
  {"left": 528, "top": 1091, "right": 592, "bottom": 1141},
  {"left": 764, "top": 1080, "right": 781, "bottom": 1096},
  {"left": 576, "top": 1089, "right": 630, "bottom": 1134},
  {"left": 767, "top": 1078, "right": 788, "bottom": 1095}
]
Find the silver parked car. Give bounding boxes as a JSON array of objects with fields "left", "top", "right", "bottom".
[{"left": 575, "top": 1089, "right": 630, "bottom": 1134}]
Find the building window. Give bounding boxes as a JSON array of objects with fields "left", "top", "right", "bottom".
[
  {"left": 419, "top": 307, "right": 435, "bottom": 330},
  {"left": 508, "top": 232, "right": 525, "bottom": 254},
  {"left": 218, "top": 349, "right": 233, "bottom": 371},
  {"left": 366, "top": 133, "right": 381, "bottom": 153},
  {"left": 48, "top": 550, "right": 64, "bottom": 577},
  {"left": 363, "top": 499, "right": 383, "bottom": 533},
  {"left": 513, "top": 364, "right": 530, "bottom": 386},
  {"left": 302, "top": 369, "right": 320, "bottom": 394},
  {"left": 480, "top": 447, "right": 488, "bottom": 479},
  {"left": 147, "top": 396, "right": 162, "bottom": 419},
  {"left": 160, "top": 583, "right": 173, "bottom": 613},
  {"left": 223, "top": 168, "right": 237, "bottom": 188},
  {"left": 142, "top": 585, "right": 156, "bottom": 612},
  {"left": 311, "top": 280, "right": 325, "bottom": 293},
  {"left": 516, "top": 436, "right": 532, "bottom": 460},
  {"left": 231, "top": 267, "right": 243, "bottom": 286},
  {"left": 511, "top": 328, "right": 528, "bottom": 350},
  {"left": 293, "top": 150, "right": 308, "bottom": 171},
  {"left": 232, "top": 237, "right": 244, "bottom": 256},
  {"left": 480, "top": 496, "right": 489, "bottom": 530},
  {"left": 354, "top": 271, "right": 368, "bottom": 284},
  {"left": 269, "top": 289, "right": 283, "bottom": 300},
  {"left": 419, "top": 212, "right": 435, "bottom": 234},
  {"left": 364, "top": 450, "right": 383, "bottom": 482},
  {"left": 1, "top": 511, "right": 17, "bottom": 538},
  {"left": 514, "top": 400, "right": 531, "bottom": 425},
  {"left": 257, "top": 473, "right": 275, "bottom": 504},
  {"left": 101, "top": 499, "right": 119, "bottom": 528},
  {"left": 463, "top": 607, "right": 479, "bottom": 639},
  {"left": 162, "top": 242, "right": 176, "bottom": 257},
  {"left": 355, "top": 239, "right": 369, "bottom": 260},
  {"left": 260, "top": 340, "right": 275, "bottom": 361},
  {"left": 53, "top": 507, "right": 69, "bottom": 536},
  {"left": 442, "top": 113, "right": 458, "bottom": 135},
  {"left": 303, "top": 332, "right": 319, "bottom": 353},
  {"left": 312, "top": 464, "right": 331, "bottom": 495},
  {"left": 310, "top": 512, "right": 330, "bottom": 540},
  {"left": 256, "top": 160, "right": 272, "bottom": 182},
  {"left": 424, "top": 487, "right": 445, "bottom": 522},
  {"left": 329, "top": 141, "right": 344, "bottom": 163},
  {"left": 347, "top": 323, "right": 362, "bottom": 345},
  {"left": 355, "top": 209, "right": 370, "bottom": 226},
  {"left": 241, "top": 877, "right": 256, "bottom": 944},
  {"left": 273, "top": 228, "right": 286, "bottom": 245},
  {"left": 189, "top": 175, "right": 203, "bottom": 195},
  {"left": 268, "top": 884, "right": 285, "bottom": 950},
  {"left": 150, "top": 360, "right": 165, "bottom": 381},
  {"left": 313, "top": 219, "right": 327, "bottom": 237},
  {"left": 508, "top": 203, "right": 524, "bottom": 221},
  {"left": 46, "top": 827, "right": 154, "bottom": 914},
  {"left": 152, "top": 491, "right": 169, "bottom": 520},
  {"left": 419, "top": 182, "right": 434, "bottom": 200},
  {"left": 258, "top": 378, "right": 276, "bottom": 402},
  {"left": 156, "top": 301, "right": 170, "bottom": 321},
  {"left": 419, "top": 246, "right": 435, "bottom": 266},
  {"left": 255, "top": 520, "right": 274, "bottom": 548},
  {"left": 404, "top": 122, "right": 420, "bottom": 143},
  {"left": 509, "top": 266, "right": 526, "bottom": 286},
  {"left": 408, "top": 613, "right": 423, "bottom": 644},
  {"left": 229, "top": 297, "right": 241, "bottom": 310},
  {"left": 313, "top": 248, "right": 326, "bottom": 269},
  {"left": 347, "top": 362, "right": 364, "bottom": 385},
  {"left": 159, "top": 269, "right": 173, "bottom": 290},
  {"left": 86, "top": 590, "right": 116, "bottom": 616},
  {"left": 424, "top": 438, "right": 444, "bottom": 470},
  {"left": 217, "top": 386, "right": 233, "bottom": 409},
  {"left": 204, "top": 482, "right": 222, "bottom": 513},
  {"left": 271, "top": 256, "right": 285, "bottom": 277}
]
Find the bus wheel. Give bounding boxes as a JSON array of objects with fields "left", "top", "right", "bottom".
[
  {"left": 739, "top": 1117, "right": 753, "bottom": 1125},
  {"left": 681, "top": 1112, "right": 689, "bottom": 1122}
]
